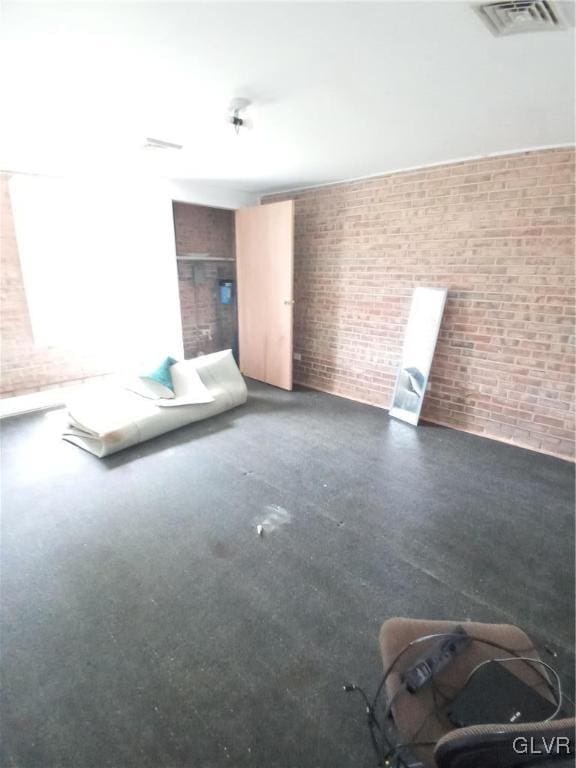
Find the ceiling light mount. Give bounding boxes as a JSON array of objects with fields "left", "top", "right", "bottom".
[{"left": 227, "top": 98, "right": 252, "bottom": 135}]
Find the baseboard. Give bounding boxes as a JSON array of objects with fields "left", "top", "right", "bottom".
[{"left": 293, "top": 379, "right": 574, "bottom": 463}]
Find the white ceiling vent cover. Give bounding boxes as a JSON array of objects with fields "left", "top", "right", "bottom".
[{"left": 476, "top": 0, "right": 570, "bottom": 35}]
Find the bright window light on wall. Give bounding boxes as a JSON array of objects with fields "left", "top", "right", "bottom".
[{"left": 9, "top": 175, "right": 183, "bottom": 371}]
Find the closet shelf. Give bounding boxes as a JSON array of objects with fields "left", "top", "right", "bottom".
[{"left": 176, "top": 253, "right": 235, "bottom": 262}]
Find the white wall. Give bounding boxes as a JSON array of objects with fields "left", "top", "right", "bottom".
[{"left": 166, "top": 179, "right": 259, "bottom": 210}]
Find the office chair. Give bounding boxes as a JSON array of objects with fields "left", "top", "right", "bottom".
[{"left": 378, "top": 618, "right": 575, "bottom": 768}]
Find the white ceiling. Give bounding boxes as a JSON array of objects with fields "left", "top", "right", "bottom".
[{"left": 1, "top": 1, "right": 574, "bottom": 195}]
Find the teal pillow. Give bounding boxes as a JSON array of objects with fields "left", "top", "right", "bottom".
[{"left": 141, "top": 356, "right": 178, "bottom": 398}]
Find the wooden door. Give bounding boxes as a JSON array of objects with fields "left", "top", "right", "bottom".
[{"left": 235, "top": 200, "right": 294, "bottom": 390}]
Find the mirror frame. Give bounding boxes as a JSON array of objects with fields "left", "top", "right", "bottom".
[{"left": 389, "top": 286, "right": 448, "bottom": 426}]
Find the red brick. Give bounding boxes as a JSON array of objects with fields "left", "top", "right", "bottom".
[{"left": 265, "top": 148, "right": 575, "bottom": 461}]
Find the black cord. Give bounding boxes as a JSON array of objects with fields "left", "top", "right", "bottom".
[
  {"left": 431, "top": 676, "right": 442, "bottom": 716},
  {"left": 396, "top": 740, "right": 437, "bottom": 749},
  {"left": 344, "top": 684, "right": 379, "bottom": 721},
  {"left": 390, "top": 677, "right": 454, "bottom": 765},
  {"left": 394, "top": 738, "right": 438, "bottom": 767},
  {"left": 347, "top": 630, "right": 564, "bottom": 766},
  {"left": 371, "top": 631, "right": 558, "bottom": 716},
  {"left": 343, "top": 685, "right": 383, "bottom": 765},
  {"left": 378, "top": 685, "right": 406, "bottom": 763},
  {"left": 392, "top": 654, "right": 566, "bottom": 765}
]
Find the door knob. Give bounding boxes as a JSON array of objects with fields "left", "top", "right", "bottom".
[{"left": 284, "top": 300, "right": 295, "bottom": 305}]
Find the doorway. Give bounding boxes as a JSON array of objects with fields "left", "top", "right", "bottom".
[{"left": 172, "top": 202, "right": 238, "bottom": 361}]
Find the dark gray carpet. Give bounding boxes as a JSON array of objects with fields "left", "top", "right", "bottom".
[{"left": 1, "top": 380, "right": 574, "bottom": 768}]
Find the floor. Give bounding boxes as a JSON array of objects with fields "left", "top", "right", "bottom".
[{"left": 1, "top": 381, "right": 574, "bottom": 768}]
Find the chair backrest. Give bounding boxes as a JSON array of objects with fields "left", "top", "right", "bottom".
[{"left": 434, "top": 717, "right": 575, "bottom": 768}]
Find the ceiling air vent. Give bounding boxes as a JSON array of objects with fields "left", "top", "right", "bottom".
[{"left": 476, "top": 0, "right": 570, "bottom": 35}]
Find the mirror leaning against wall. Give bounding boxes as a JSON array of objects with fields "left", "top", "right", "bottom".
[{"left": 389, "top": 286, "right": 448, "bottom": 426}]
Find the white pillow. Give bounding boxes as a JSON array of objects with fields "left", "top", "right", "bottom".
[
  {"left": 125, "top": 377, "right": 175, "bottom": 400},
  {"left": 155, "top": 360, "right": 214, "bottom": 407}
]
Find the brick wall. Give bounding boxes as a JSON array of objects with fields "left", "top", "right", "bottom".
[
  {"left": 0, "top": 175, "right": 110, "bottom": 397},
  {"left": 265, "top": 148, "right": 575, "bottom": 460},
  {"left": 173, "top": 203, "right": 237, "bottom": 359}
]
